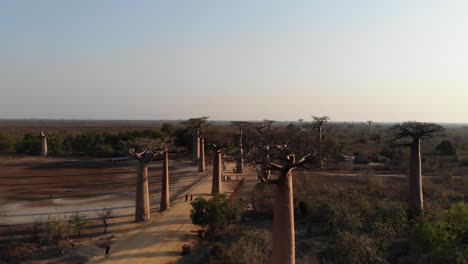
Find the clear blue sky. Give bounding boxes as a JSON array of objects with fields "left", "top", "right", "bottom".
[{"left": 1, "top": 0, "right": 467, "bottom": 122}]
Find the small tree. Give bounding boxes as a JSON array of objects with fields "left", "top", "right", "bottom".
[
  {"left": 436, "top": 140, "right": 455, "bottom": 156},
  {"left": 98, "top": 208, "right": 113, "bottom": 234},
  {"left": 190, "top": 195, "right": 234, "bottom": 231},
  {"left": 43, "top": 216, "right": 72, "bottom": 254},
  {"left": 67, "top": 212, "right": 89, "bottom": 238}
]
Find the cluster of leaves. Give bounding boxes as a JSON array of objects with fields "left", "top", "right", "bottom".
[
  {"left": 406, "top": 202, "right": 468, "bottom": 263},
  {"left": 190, "top": 195, "right": 243, "bottom": 231}
]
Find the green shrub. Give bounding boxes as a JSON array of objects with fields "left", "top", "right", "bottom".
[
  {"left": 410, "top": 202, "right": 468, "bottom": 263},
  {"left": 67, "top": 212, "right": 89, "bottom": 238},
  {"left": 0, "top": 133, "right": 16, "bottom": 151},
  {"left": 190, "top": 195, "right": 240, "bottom": 231}
]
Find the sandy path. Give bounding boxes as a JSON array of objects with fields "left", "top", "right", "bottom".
[{"left": 85, "top": 173, "right": 217, "bottom": 264}]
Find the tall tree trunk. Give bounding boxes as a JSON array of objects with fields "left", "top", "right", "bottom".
[
  {"left": 236, "top": 129, "right": 244, "bottom": 174},
  {"left": 41, "top": 137, "right": 47, "bottom": 156},
  {"left": 160, "top": 151, "right": 170, "bottom": 211},
  {"left": 135, "top": 162, "right": 150, "bottom": 222},
  {"left": 272, "top": 170, "right": 295, "bottom": 264},
  {"left": 198, "top": 138, "right": 206, "bottom": 172},
  {"left": 317, "top": 126, "right": 322, "bottom": 143},
  {"left": 192, "top": 132, "right": 200, "bottom": 166},
  {"left": 212, "top": 150, "right": 222, "bottom": 194},
  {"left": 409, "top": 138, "right": 423, "bottom": 218}
]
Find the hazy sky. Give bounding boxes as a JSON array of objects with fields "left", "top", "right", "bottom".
[{"left": 1, "top": 1, "right": 468, "bottom": 122}]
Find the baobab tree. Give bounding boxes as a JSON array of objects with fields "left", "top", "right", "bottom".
[
  {"left": 127, "top": 148, "right": 162, "bottom": 222},
  {"left": 39, "top": 130, "right": 47, "bottom": 156},
  {"left": 311, "top": 116, "right": 329, "bottom": 143},
  {"left": 245, "top": 124, "right": 320, "bottom": 264},
  {"left": 391, "top": 121, "right": 444, "bottom": 218},
  {"left": 198, "top": 137, "right": 206, "bottom": 172},
  {"left": 231, "top": 121, "right": 250, "bottom": 174},
  {"left": 182, "top": 117, "right": 209, "bottom": 166},
  {"left": 160, "top": 149, "right": 170, "bottom": 211},
  {"left": 370, "top": 131, "right": 383, "bottom": 154},
  {"left": 211, "top": 145, "right": 223, "bottom": 194},
  {"left": 297, "top": 119, "right": 304, "bottom": 130}
]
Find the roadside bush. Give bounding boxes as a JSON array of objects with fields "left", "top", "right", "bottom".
[{"left": 190, "top": 195, "right": 241, "bottom": 231}]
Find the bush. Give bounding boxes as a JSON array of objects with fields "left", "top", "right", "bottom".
[
  {"left": 190, "top": 195, "right": 239, "bottom": 231},
  {"left": 210, "top": 243, "right": 226, "bottom": 258},
  {"left": 410, "top": 202, "right": 468, "bottom": 263},
  {"left": 226, "top": 229, "right": 271, "bottom": 264},
  {"left": 0, "top": 133, "right": 16, "bottom": 151},
  {"left": 436, "top": 140, "right": 456, "bottom": 156},
  {"left": 354, "top": 154, "right": 370, "bottom": 164},
  {"left": 15, "top": 133, "right": 41, "bottom": 154},
  {"left": 67, "top": 212, "right": 89, "bottom": 238},
  {"left": 324, "top": 231, "right": 388, "bottom": 264}
]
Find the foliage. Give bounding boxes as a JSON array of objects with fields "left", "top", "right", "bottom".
[
  {"left": 43, "top": 216, "right": 72, "bottom": 248},
  {"left": 67, "top": 212, "right": 89, "bottom": 238},
  {"left": 15, "top": 133, "right": 41, "bottom": 154},
  {"left": 436, "top": 140, "right": 456, "bottom": 156},
  {"left": 324, "top": 231, "right": 388, "bottom": 264},
  {"left": 409, "top": 202, "right": 468, "bottom": 263},
  {"left": 226, "top": 229, "right": 271, "bottom": 264},
  {"left": 0, "top": 133, "right": 16, "bottom": 151},
  {"left": 190, "top": 195, "right": 241, "bottom": 230}
]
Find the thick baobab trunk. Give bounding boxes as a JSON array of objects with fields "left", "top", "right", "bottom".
[
  {"left": 272, "top": 170, "right": 295, "bottom": 264},
  {"left": 198, "top": 138, "right": 206, "bottom": 172},
  {"left": 236, "top": 129, "right": 244, "bottom": 174},
  {"left": 212, "top": 150, "right": 222, "bottom": 194},
  {"left": 409, "top": 138, "right": 423, "bottom": 217},
  {"left": 135, "top": 162, "right": 150, "bottom": 222},
  {"left": 317, "top": 126, "right": 322, "bottom": 143},
  {"left": 160, "top": 151, "right": 170, "bottom": 211},
  {"left": 192, "top": 132, "right": 200, "bottom": 166},
  {"left": 40, "top": 131, "right": 47, "bottom": 156}
]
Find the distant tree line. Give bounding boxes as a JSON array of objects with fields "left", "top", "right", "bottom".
[{"left": 0, "top": 123, "right": 200, "bottom": 157}]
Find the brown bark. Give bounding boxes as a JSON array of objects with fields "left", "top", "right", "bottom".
[
  {"left": 272, "top": 170, "right": 295, "bottom": 264},
  {"left": 192, "top": 132, "right": 200, "bottom": 166},
  {"left": 317, "top": 126, "right": 322, "bottom": 143},
  {"left": 160, "top": 151, "right": 170, "bottom": 211},
  {"left": 135, "top": 162, "right": 150, "bottom": 222},
  {"left": 212, "top": 150, "right": 222, "bottom": 194},
  {"left": 198, "top": 138, "right": 206, "bottom": 172},
  {"left": 409, "top": 138, "right": 423, "bottom": 217},
  {"left": 236, "top": 128, "right": 244, "bottom": 174}
]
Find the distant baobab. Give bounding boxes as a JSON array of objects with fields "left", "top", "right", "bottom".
[
  {"left": 39, "top": 130, "right": 47, "bottom": 156},
  {"left": 312, "top": 116, "right": 329, "bottom": 143},
  {"left": 391, "top": 121, "right": 444, "bottom": 218},
  {"left": 160, "top": 149, "right": 170, "bottom": 211},
  {"left": 231, "top": 121, "right": 249, "bottom": 174},
  {"left": 297, "top": 119, "right": 304, "bottom": 130},
  {"left": 182, "top": 117, "right": 209, "bottom": 166}
]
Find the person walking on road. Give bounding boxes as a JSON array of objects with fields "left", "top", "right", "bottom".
[{"left": 105, "top": 245, "right": 111, "bottom": 257}]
